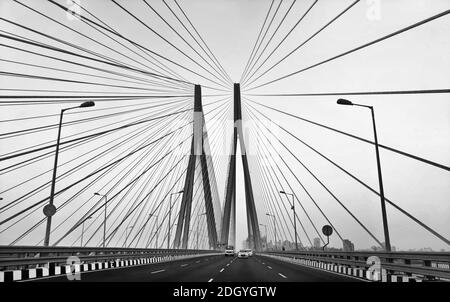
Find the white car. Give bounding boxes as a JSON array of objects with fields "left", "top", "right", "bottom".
[
  {"left": 237, "top": 250, "right": 249, "bottom": 259},
  {"left": 245, "top": 249, "right": 253, "bottom": 256},
  {"left": 224, "top": 249, "right": 235, "bottom": 257}
]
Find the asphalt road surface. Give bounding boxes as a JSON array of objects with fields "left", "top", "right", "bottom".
[{"left": 28, "top": 254, "right": 362, "bottom": 282}]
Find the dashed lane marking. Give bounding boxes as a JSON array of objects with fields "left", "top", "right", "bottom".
[
  {"left": 267, "top": 266, "right": 272, "bottom": 269},
  {"left": 220, "top": 268, "right": 224, "bottom": 273},
  {"left": 180, "top": 264, "right": 188, "bottom": 267},
  {"left": 208, "top": 278, "right": 214, "bottom": 282},
  {"left": 151, "top": 269, "right": 166, "bottom": 274},
  {"left": 278, "top": 273, "right": 287, "bottom": 279}
]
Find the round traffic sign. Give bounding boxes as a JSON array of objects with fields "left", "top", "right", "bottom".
[
  {"left": 43, "top": 204, "right": 56, "bottom": 217},
  {"left": 322, "top": 225, "right": 333, "bottom": 237}
]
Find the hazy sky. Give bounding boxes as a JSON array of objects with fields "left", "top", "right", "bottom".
[{"left": 0, "top": 0, "right": 449, "bottom": 251}]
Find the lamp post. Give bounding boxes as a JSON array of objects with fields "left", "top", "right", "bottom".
[
  {"left": 43, "top": 101, "right": 95, "bottom": 246},
  {"left": 337, "top": 98, "right": 391, "bottom": 252},
  {"left": 168, "top": 190, "right": 184, "bottom": 249},
  {"left": 196, "top": 212, "right": 206, "bottom": 250},
  {"left": 124, "top": 225, "right": 134, "bottom": 248},
  {"left": 280, "top": 190, "right": 298, "bottom": 251},
  {"left": 80, "top": 216, "right": 92, "bottom": 247},
  {"left": 94, "top": 192, "right": 108, "bottom": 248},
  {"left": 259, "top": 223, "right": 267, "bottom": 250},
  {"left": 149, "top": 214, "right": 159, "bottom": 248},
  {"left": 266, "top": 213, "right": 276, "bottom": 250}
]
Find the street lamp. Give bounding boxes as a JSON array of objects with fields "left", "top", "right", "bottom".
[
  {"left": 124, "top": 225, "right": 134, "bottom": 247},
  {"left": 94, "top": 192, "right": 108, "bottom": 248},
  {"left": 259, "top": 223, "right": 267, "bottom": 250},
  {"left": 80, "top": 216, "right": 92, "bottom": 247},
  {"left": 43, "top": 101, "right": 95, "bottom": 246},
  {"left": 197, "top": 212, "right": 206, "bottom": 250},
  {"left": 168, "top": 190, "right": 184, "bottom": 249},
  {"left": 266, "top": 213, "right": 276, "bottom": 250},
  {"left": 280, "top": 190, "right": 298, "bottom": 251},
  {"left": 149, "top": 214, "right": 159, "bottom": 248},
  {"left": 337, "top": 98, "right": 391, "bottom": 252}
]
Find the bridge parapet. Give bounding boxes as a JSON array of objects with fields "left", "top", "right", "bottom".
[
  {"left": 0, "top": 246, "right": 217, "bottom": 274},
  {"left": 260, "top": 251, "right": 450, "bottom": 282}
]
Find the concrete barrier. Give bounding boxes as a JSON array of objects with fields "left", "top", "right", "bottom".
[
  {"left": 0, "top": 252, "right": 221, "bottom": 282},
  {"left": 260, "top": 253, "right": 424, "bottom": 282}
]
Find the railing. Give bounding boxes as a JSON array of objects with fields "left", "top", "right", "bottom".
[
  {"left": 0, "top": 245, "right": 216, "bottom": 271},
  {"left": 260, "top": 250, "right": 450, "bottom": 281}
]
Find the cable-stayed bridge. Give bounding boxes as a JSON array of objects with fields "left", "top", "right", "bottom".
[{"left": 0, "top": 0, "right": 449, "bottom": 282}]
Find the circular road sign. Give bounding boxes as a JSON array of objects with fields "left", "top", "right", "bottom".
[
  {"left": 322, "top": 225, "right": 333, "bottom": 237},
  {"left": 43, "top": 204, "right": 57, "bottom": 217}
]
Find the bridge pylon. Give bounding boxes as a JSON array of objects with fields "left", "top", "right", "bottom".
[
  {"left": 220, "top": 83, "right": 262, "bottom": 251},
  {"left": 173, "top": 85, "right": 221, "bottom": 250}
]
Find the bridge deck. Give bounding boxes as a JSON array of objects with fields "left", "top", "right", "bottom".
[{"left": 24, "top": 254, "right": 360, "bottom": 282}]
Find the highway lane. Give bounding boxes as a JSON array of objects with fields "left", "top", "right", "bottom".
[
  {"left": 211, "top": 255, "right": 360, "bottom": 282},
  {"left": 28, "top": 254, "right": 362, "bottom": 282},
  {"left": 32, "top": 254, "right": 228, "bottom": 282}
]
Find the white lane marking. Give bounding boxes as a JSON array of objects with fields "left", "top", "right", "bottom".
[
  {"left": 195, "top": 260, "right": 200, "bottom": 263},
  {"left": 151, "top": 269, "right": 166, "bottom": 274},
  {"left": 267, "top": 266, "right": 272, "bottom": 269},
  {"left": 278, "top": 273, "right": 287, "bottom": 279},
  {"left": 180, "top": 264, "right": 188, "bottom": 267},
  {"left": 262, "top": 262, "right": 265, "bottom": 265},
  {"left": 220, "top": 268, "right": 224, "bottom": 273},
  {"left": 226, "top": 264, "right": 230, "bottom": 267},
  {"left": 208, "top": 278, "right": 214, "bottom": 282}
]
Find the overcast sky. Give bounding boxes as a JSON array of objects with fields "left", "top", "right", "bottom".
[{"left": 0, "top": 0, "right": 449, "bottom": 251}]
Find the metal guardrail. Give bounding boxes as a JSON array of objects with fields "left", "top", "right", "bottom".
[
  {"left": 261, "top": 250, "right": 450, "bottom": 280},
  {"left": 0, "top": 246, "right": 216, "bottom": 271}
]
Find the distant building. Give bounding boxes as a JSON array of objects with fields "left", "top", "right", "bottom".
[
  {"left": 378, "top": 242, "right": 396, "bottom": 252},
  {"left": 342, "top": 239, "right": 355, "bottom": 252},
  {"left": 313, "top": 238, "right": 321, "bottom": 249},
  {"left": 241, "top": 240, "right": 247, "bottom": 249},
  {"left": 282, "top": 240, "right": 293, "bottom": 250},
  {"left": 261, "top": 236, "right": 267, "bottom": 250},
  {"left": 241, "top": 239, "right": 250, "bottom": 250}
]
